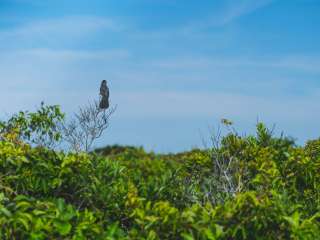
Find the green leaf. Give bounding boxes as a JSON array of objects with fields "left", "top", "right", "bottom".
[
  {"left": 17, "top": 217, "right": 30, "bottom": 231},
  {"left": 205, "top": 228, "right": 216, "bottom": 240},
  {"left": 181, "top": 233, "right": 194, "bottom": 240},
  {"left": 54, "top": 220, "right": 72, "bottom": 236},
  {"left": 16, "top": 201, "right": 31, "bottom": 210},
  {"left": 0, "top": 207, "right": 12, "bottom": 217}
]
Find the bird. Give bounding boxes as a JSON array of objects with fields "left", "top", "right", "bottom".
[{"left": 99, "top": 80, "right": 109, "bottom": 110}]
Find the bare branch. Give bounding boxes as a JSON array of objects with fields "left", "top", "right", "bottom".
[{"left": 59, "top": 100, "right": 117, "bottom": 152}]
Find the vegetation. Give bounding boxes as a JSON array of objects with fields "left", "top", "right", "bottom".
[{"left": 0, "top": 104, "right": 319, "bottom": 239}]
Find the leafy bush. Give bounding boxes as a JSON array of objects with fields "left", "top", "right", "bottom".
[
  {"left": 0, "top": 107, "right": 319, "bottom": 239},
  {"left": 0, "top": 103, "right": 64, "bottom": 148}
]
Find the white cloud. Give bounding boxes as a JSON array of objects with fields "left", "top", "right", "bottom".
[
  {"left": 112, "top": 90, "right": 320, "bottom": 120},
  {"left": 267, "top": 56, "right": 320, "bottom": 73},
  {"left": 2, "top": 88, "right": 319, "bottom": 123},
  {"left": 219, "top": 0, "right": 275, "bottom": 25},
  {"left": 180, "top": 0, "right": 275, "bottom": 33},
  {"left": 13, "top": 48, "right": 130, "bottom": 61},
  {"left": 0, "top": 15, "right": 122, "bottom": 45},
  {"left": 150, "top": 55, "right": 320, "bottom": 74},
  {"left": 0, "top": 47, "right": 130, "bottom": 110}
]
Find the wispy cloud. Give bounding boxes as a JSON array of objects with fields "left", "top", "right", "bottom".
[
  {"left": 0, "top": 47, "right": 130, "bottom": 100},
  {"left": 150, "top": 55, "right": 320, "bottom": 74},
  {"left": 14, "top": 48, "right": 130, "bottom": 61},
  {"left": 0, "top": 15, "right": 122, "bottom": 47},
  {"left": 2, "top": 87, "right": 319, "bottom": 123},
  {"left": 219, "top": 0, "right": 275, "bottom": 25},
  {"left": 113, "top": 90, "right": 320, "bottom": 120},
  {"left": 181, "top": 0, "right": 275, "bottom": 33}
]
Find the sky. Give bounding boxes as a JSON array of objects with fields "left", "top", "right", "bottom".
[{"left": 0, "top": 0, "right": 319, "bottom": 152}]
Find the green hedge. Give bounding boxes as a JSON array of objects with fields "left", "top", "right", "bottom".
[{"left": 0, "top": 123, "right": 319, "bottom": 239}]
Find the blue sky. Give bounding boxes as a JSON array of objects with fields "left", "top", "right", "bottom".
[{"left": 0, "top": 0, "right": 320, "bottom": 152}]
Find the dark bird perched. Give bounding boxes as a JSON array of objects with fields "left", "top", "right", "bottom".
[{"left": 99, "top": 80, "right": 109, "bottom": 110}]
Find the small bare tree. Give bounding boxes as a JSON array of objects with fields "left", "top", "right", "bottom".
[
  {"left": 60, "top": 101, "right": 116, "bottom": 152},
  {"left": 201, "top": 119, "right": 246, "bottom": 205}
]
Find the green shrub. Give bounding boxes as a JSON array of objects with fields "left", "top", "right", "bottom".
[{"left": 0, "top": 107, "right": 319, "bottom": 239}]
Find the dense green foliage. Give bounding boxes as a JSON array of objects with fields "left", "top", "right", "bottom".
[
  {"left": 0, "top": 106, "right": 320, "bottom": 239},
  {"left": 0, "top": 103, "right": 64, "bottom": 148}
]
